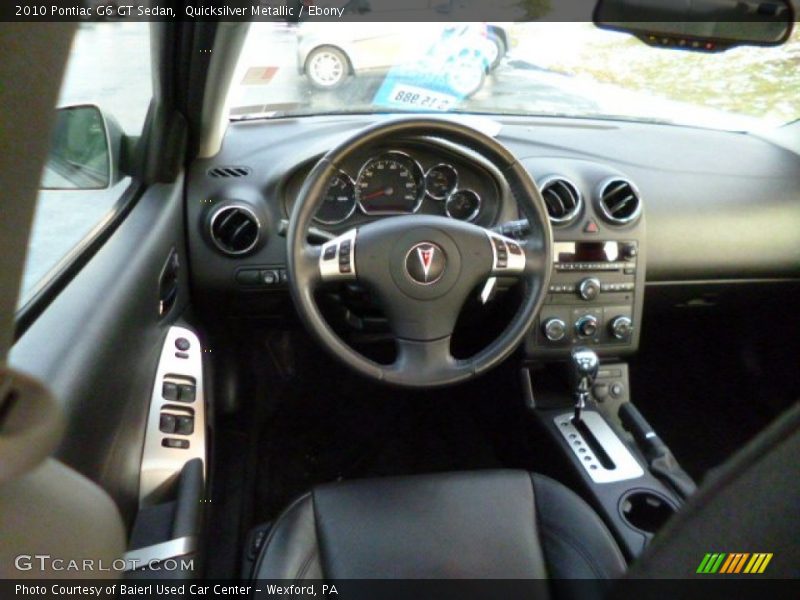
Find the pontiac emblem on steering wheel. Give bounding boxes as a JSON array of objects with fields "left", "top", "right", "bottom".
[{"left": 405, "top": 242, "right": 446, "bottom": 285}]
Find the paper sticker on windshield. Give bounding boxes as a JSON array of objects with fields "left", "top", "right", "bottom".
[{"left": 373, "top": 81, "right": 459, "bottom": 112}]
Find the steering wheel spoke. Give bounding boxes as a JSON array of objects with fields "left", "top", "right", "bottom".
[
  {"left": 318, "top": 228, "right": 358, "bottom": 284},
  {"left": 390, "top": 337, "right": 459, "bottom": 383}
]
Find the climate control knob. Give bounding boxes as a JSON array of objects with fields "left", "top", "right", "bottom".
[
  {"left": 542, "top": 318, "right": 567, "bottom": 342},
  {"left": 575, "top": 315, "right": 599, "bottom": 338},
  {"left": 610, "top": 316, "right": 633, "bottom": 340},
  {"left": 578, "top": 277, "right": 601, "bottom": 301}
]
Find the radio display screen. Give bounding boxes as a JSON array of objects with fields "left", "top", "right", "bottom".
[{"left": 554, "top": 241, "right": 620, "bottom": 263}]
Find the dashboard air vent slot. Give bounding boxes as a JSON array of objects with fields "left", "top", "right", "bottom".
[
  {"left": 598, "top": 179, "right": 642, "bottom": 224},
  {"left": 209, "top": 206, "right": 260, "bottom": 256},
  {"left": 540, "top": 177, "right": 582, "bottom": 225},
  {"left": 207, "top": 166, "right": 252, "bottom": 179}
]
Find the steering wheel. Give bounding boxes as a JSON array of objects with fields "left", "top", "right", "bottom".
[{"left": 287, "top": 118, "right": 552, "bottom": 387}]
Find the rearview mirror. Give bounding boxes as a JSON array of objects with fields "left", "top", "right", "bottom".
[
  {"left": 593, "top": 0, "right": 794, "bottom": 51},
  {"left": 41, "top": 104, "right": 123, "bottom": 190}
]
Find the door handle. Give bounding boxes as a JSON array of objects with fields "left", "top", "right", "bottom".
[{"left": 158, "top": 248, "right": 180, "bottom": 317}]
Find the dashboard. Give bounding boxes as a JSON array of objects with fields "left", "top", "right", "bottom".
[{"left": 186, "top": 114, "right": 800, "bottom": 358}]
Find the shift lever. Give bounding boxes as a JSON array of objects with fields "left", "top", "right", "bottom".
[{"left": 569, "top": 347, "right": 599, "bottom": 423}]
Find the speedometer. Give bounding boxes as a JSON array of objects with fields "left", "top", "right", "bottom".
[
  {"left": 314, "top": 171, "right": 356, "bottom": 225},
  {"left": 356, "top": 151, "right": 424, "bottom": 215}
]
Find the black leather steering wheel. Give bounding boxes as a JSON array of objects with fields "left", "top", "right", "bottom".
[{"left": 287, "top": 118, "right": 552, "bottom": 387}]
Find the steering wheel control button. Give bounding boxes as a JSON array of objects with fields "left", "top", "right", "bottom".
[
  {"left": 319, "top": 229, "right": 357, "bottom": 282},
  {"left": 405, "top": 242, "right": 446, "bottom": 285},
  {"left": 579, "top": 277, "right": 601, "bottom": 301},
  {"left": 162, "top": 382, "right": 178, "bottom": 401},
  {"left": 543, "top": 318, "right": 567, "bottom": 342},
  {"left": 486, "top": 232, "right": 525, "bottom": 274},
  {"left": 610, "top": 316, "right": 633, "bottom": 340},
  {"left": 576, "top": 315, "right": 599, "bottom": 338}
]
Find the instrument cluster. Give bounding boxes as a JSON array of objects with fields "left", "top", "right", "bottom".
[{"left": 285, "top": 147, "right": 496, "bottom": 227}]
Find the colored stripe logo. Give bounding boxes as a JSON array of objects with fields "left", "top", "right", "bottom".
[{"left": 697, "top": 553, "right": 773, "bottom": 574}]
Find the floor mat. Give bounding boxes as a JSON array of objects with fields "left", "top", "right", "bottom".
[{"left": 255, "top": 340, "right": 539, "bottom": 524}]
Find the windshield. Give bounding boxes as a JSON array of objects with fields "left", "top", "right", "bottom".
[{"left": 227, "top": 22, "right": 800, "bottom": 131}]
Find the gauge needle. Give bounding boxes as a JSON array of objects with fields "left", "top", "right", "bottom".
[{"left": 362, "top": 187, "right": 393, "bottom": 200}]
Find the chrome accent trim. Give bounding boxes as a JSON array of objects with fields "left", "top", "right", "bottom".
[
  {"left": 554, "top": 411, "right": 644, "bottom": 484},
  {"left": 539, "top": 175, "right": 583, "bottom": 225},
  {"left": 139, "top": 327, "right": 206, "bottom": 506},
  {"left": 123, "top": 536, "right": 197, "bottom": 571},
  {"left": 485, "top": 230, "right": 526, "bottom": 275},
  {"left": 319, "top": 228, "right": 358, "bottom": 282},
  {"left": 208, "top": 204, "right": 261, "bottom": 256},
  {"left": 424, "top": 163, "right": 459, "bottom": 200},
  {"left": 445, "top": 189, "right": 482, "bottom": 222},
  {"left": 596, "top": 177, "right": 643, "bottom": 225},
  {"left": 313, "top": 169, "right": 358, "bottom": 226},
  {"left": 355, "top": 150, "right": 426, "bottom": 216}
]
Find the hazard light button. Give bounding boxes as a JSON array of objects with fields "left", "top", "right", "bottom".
[{"left": 584, "top": 220, "right": 599, "bottom": 233}]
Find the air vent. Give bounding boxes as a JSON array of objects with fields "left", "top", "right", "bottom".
[
  {"left": 540, "top": 177, "right": 582, "bottom": 225},
  {"left": 207, "top": 166, "right": 251, "bottom": 179},
  {"left": 209, "top": 205, "right": 260, "bottom": 256},
  {"left": 598, "top": 178, "right": 642, "bottom": 224}
]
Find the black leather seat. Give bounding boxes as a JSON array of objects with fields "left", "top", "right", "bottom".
[{"left": 253, "top": 470, "right": 626, "bottom": 581}]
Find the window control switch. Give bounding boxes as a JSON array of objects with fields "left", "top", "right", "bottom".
[
  {"left": 162, "top": 437, "right": 189, "bottom": 449},
  {"left": 175, "top": 416, "right": 194, "bottom": 436},
  {"left": 162, "top": 382, "right": 178, "bottom": 400},
  {"left": 177, "top": 384, "right": 196, "bottom": 403},
  {"left": 159, "top": 413, "right": 177, "bottom": 434}
]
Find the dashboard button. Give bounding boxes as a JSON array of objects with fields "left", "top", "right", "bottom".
[
  {"left": 542, "top": 318, "right": 567, "bottom": 342},
  {"left": 235, "top": 269, "right": 261, "bottom": 285}
]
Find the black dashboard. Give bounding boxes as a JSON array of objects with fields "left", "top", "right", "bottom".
[{"left": 186, "top": 114, "right": 800, "bottom": 357}]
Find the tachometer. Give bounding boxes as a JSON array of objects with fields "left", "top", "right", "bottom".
[
  {"left": 314, "top": 171, "right": 357, "bottom": 225},
  {"left": 445, "top": 190, "right": 481, "bottom": 222},
  {"left": 356, "top": 151, "right": 424, "bottom": 215},
  {"left": 425, "top": 164, "right": 458, "bottom": 200}
]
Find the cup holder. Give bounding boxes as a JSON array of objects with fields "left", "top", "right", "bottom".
[{"left": 620, "top": 490, "right": 677, "bottom": 534}]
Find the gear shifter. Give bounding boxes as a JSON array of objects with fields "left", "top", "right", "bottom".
[{"left": 569, "top": 347, "right": 599, "bottom": 423}]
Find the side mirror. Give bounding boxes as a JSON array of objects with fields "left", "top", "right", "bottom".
[
  {"left": 593, "top": 0, "right": 794, "bottom": 52},
  {"left": 40, "top": 104, "right": 124, "bottom": 190}
]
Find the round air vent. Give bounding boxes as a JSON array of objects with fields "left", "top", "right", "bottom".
[
  {"left": 209, "top": 205, "right": 261, "bottom": 256},
  {"left": 539, "top": 176, "right": 582, "bottom": 225},
  {"left": 597, "top": 178, "right": 642, "bottom": 224}
]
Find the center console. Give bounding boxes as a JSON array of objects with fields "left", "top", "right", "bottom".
[
  {"left": 527, "top": 237, "right": 646, "bottom": 358},
  {"left": 522, "top": 346, "right": 694, "bottom": 560}
]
